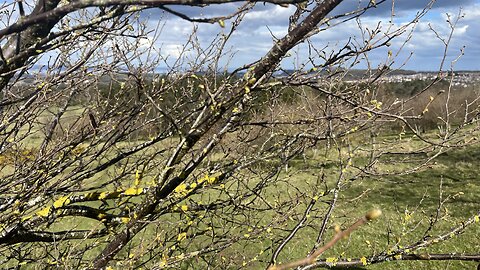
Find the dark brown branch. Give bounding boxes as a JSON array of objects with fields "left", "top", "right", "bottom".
[{"left": 0, "top": 229, "right": 107, "bottom": 244}]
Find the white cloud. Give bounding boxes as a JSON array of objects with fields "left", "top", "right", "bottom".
[
  {"left": 138, "top": 1, "right": 479, "bottom": 71},
  {"left": 244, "top": 5, "right": 294, "bottom": 21},
  {"left": 455, "top": 24, "right": 469, "bottom": 35},
  {"left": 138, "top": 36, "right": 155, "bottom": 49},
  {"left": 161, "top": 44, "right": 184, "bottom": 58}
]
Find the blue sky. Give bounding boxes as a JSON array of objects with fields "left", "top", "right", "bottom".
[{"left": 140, "top": 0, "right": 480, "bottom": 71}]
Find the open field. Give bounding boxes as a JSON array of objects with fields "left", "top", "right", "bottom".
[
  {"left": 0, "top": 123, "right": 480, "bottom": 269},
  {"left": 275, "top": 144, "right": 480, "bottom": 270},
  {"left": 1, "top": 107, "right": 479, "bottom": 269}
]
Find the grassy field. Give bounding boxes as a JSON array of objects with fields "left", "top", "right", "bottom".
[
  {"left": 1, "top": 119, "right": 479, "bottom": 269},
  {"left": 252, "top": 139, "right": 480, "bottom": 270}
]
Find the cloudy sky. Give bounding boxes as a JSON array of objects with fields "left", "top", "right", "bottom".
[{"left": 139, "top": 0, "right": 479, "bottom": 71}]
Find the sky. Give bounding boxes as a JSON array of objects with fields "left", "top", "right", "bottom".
[{"left": 138, "top": 0, "right": 480, "bottom": 71}]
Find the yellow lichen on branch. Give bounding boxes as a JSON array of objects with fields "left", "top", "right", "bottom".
[
  {"left": 36, "top": 206, "right": 51, "bottom": 217},
  {"left": 53, "top": 196, "right": 71, "bottom": 208}
]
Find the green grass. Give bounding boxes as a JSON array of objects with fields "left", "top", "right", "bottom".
[
  {"left": 246, "top": 142, "right": 480, "bottom": 270},
  {"left": 1, "top": 125, "right": 479, "bottom": 269}
]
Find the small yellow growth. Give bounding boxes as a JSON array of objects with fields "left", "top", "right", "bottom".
[
  {"left": 181, "top": 205, "right": 188, "bottom": 212},
  {"left": 134, "top": 169, "right": 142, "bottom": 186},
  {"left": 174, "top": 184, "right": 188, "bottom": 195},
  {"left": 207, "top": 175, "right": 217, "bottom": 184},
  {"left": 218, "top": 19, "right": 225, "bottom": 28},
  {"left": 121, "top": 217, "right": 130, "bottom": 224},
  {"left": 158, "top": 257, "right": 168, "bottom": 267},
  {"left": 325, "top": 257, "right": 338, "bottom": 266},
  {"left": 370, "top": 99, "right": 382, "bottom": 110},
  {"left": 244, "top": 86, "right": 251, "bottom": 94},
  {"left": 313, "top": 195, "right": 319, "bottom": 201},
  {"left": 429, "top": 96, "right": 434, "bottom": 101},
  {"left": 366, "top": 209, "right": 382, "bottom": 220},
  {"left": 197, "top": 174, "right": 216, "bottom": 185},
  {"left": 98, "top": 192, "right": 108, "bottom": 200},
  {"left": 248, "top": 77, "right": 257, "bottom": 85},
  {"left": 53, "top": 196, "right": 71, "bottom": 208},
  {"left": 474, "top": 215, "right": 480, "bottom": 223},
  {"left": 177, "top": 232, "right": 187, "bottom": 241},
  {"left": 36, "top": 206, "right": 51, "bottom": 217},
  {"left": 21, "top": 215, "right": 32, "bottom": 222},
  {"left": 98, "top": 213, "right": 106, "bottom": 220},
  {"left": 190, "top": 183, "right": 197, "bottom": 189},
  {"left": 106, "top": 266, "right": 115, "bottom": 270},
  {"left": 244, "top": 233, "right": 250, "bottom": 238},
  {"left": 124, "top": 187, "right": 142, "bottom": 196},
  {"left": 232, "top": 107, "right": 240, "bottom": 113},
  {"left": 360, "top": 256, "right": 367, "bottom": 266}
]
